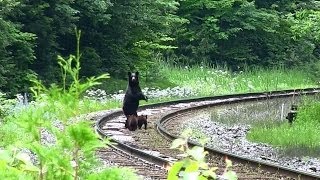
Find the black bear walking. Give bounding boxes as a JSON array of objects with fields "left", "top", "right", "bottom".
[{"left": 122, "top": 72, "right": 148, "bottom": 128}]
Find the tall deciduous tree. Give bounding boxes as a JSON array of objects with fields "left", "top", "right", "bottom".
[
  {"left": 9, "top": 0, "right": 78, "bottom": 83},
  {"left": 174, "top": 0, "right": 320, "bottom": 69},
  {"left": 99, "top": 0, "right": 183, "bottom": 78},
  {"left": 0, "top": 1, "right": 35, "bottom": 96},
  {"left": 1, "top": 0, "right": 320, "bottom": 95},
  {"left": 71, "top": 0, "right": 112, "bottom": 77},
  {"left": 6, "top": 0, "right": 181, "bottom": 82}
]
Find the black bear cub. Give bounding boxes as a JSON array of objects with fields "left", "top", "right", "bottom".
[
  {"left": 137, "top": 115, "right": 147, "bottom": 130},
  {"left": 127, "top": 115, "right": 138, "bottom": 131},
  {"left": 122, "top": 72, "right": 148, "bottom": 128}
]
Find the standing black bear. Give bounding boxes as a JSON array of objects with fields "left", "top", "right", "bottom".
[{"left": 122, "top": 72, "right": 148, "bottom": 128}]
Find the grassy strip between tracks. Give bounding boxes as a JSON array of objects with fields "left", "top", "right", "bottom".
[
  {"left": 247, "top": 98, "right": 320, "bottom": 156},
  {"left": 156, "top": 64, "right": 320, "bottom": 155}
]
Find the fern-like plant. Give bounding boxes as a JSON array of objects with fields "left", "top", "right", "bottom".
[
  {"left": 168, "top": 129, "right": 237, "bottom": 180},
  {"left": 0, "top": 28, "right": 138, "bottom": 179}
]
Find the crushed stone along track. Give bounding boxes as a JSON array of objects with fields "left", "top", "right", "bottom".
[
  {"left": 95, "top": 89, "right": 320, "bottom": 180},
  {"left": 97, "top": 145, "right": 167, "bottom": 179}
]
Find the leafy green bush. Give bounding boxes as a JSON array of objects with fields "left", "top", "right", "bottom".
[
  {"left": 86, "top": 167, "right": 138, "bottom": 180},
  {"left": 0, "top": 29, "right": 139, "bottom": 179},
  {"left": 307, "top": 60, "right": 320, "bottom": 85},
  {"left": 168, "top": 129, "right": 237, "bottom": 180},
  {"left": 0, "top": 92, "right": 17, "bottom": 119},
  {"left": 0, "top": 147, "right": 38, "bottom": 180}
]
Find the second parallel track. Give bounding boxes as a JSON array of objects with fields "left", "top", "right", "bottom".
[{"left": 96, "top": 88, "right": 320, "bottom": 179}]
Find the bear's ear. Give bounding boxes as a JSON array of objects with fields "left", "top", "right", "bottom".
[
  {"left": 135, "top": 71, "right": 139, "bottom": 76},
  {"left": 145, "top": 115, "right": 147, "bottom": 119},
  {"left": 128, "top": 72, "right": 131, "bottom": 77}
]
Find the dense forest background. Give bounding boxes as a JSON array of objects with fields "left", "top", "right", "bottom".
[{"left": 1, "top": 0, "right": 320, "bottom": 96}]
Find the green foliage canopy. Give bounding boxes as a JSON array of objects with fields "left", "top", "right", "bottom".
[
  {"left": 0, "top": 0, "right": 320, "bottom": 94},
  {"left": 173, "top": 0, "right": 320, "bottom": 69}
]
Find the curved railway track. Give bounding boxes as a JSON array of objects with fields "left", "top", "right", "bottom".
[{"left": 96, "top": 88, "right": 320, "bottom": 180}]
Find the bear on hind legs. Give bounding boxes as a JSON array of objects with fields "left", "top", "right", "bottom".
[{"left": 122, "top": 72, "right": 148, "bottom": 128}]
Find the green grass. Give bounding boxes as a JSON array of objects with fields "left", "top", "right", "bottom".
[
  {"left": 99, "top": 64, "right": 319, "bottom": 155},
  {"left": 0, "top": 61, "right": 318, "bottom": 179},
  {"left": 100, "top": 73, "right": 176, "bottom": 94},
  {"left": 99, "top": 63, "right": 316, "bottom": 99},
  {"left": 247, "top": 122, "right": 320, "bottom": 156},
  {"left": 158, "top": 64, "right": 316, "bottom": 96},
  {"left": 247, "top": 98, "right": 320, "bottom": 156},
  {"left": 1, "top": 63, "right": 318, "bottom": 161},
  {"left": 155, "top": 64, "right": 318, "bottom": 156},
  {"left": 210, "top": 98, "right": 293, "bottom": 126}
]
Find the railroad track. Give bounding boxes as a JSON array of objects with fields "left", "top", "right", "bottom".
[
  {"left": 97, "top": 144, "right": 167, "bottom": 179},
  {"left": 96, "top": 88, "right": 320, "bottom": 179}
]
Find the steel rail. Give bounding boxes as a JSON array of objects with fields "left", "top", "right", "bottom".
[
  {"left": 96, "top": 87, "right": 320, "bottom": 179},
  {"left": 155, "top": 89, "right": 320, "bottom": 180}
]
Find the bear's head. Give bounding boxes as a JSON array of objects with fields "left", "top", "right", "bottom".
[
  {"left": 128, "top": 72, "right": 139, "bottom": 86},
  {"left": 138, "top": 115, "right": 147, "bottom": 120}
]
